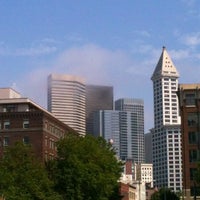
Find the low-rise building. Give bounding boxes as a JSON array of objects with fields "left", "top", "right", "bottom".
[
  {"left": 0, "top": 88, "right": 77, "bottom": 162},
  {"left": 134, "top": 163, "right": 153, "bottom": 188}
]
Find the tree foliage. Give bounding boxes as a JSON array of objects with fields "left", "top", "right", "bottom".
[
  {"left": 195, "top": 162, "right": 200, "bottom": 185},
  {"left": 150, "top": 188, "right": 179, "bottom": 200},
  {"left": 0, "top": 142, "right": 62, "bottom": 200},
  {"left": 48, "top": 133, "right": 123, "bottom": 200}
]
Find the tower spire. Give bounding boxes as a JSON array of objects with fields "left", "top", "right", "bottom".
[{"left": 151, "top": 46, "right": 179, "bottom": 80}]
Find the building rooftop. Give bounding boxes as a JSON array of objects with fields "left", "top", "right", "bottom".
[
  {"left": 151, "top": 46, "right": 179, "bottom": 80},
  {"left": 179, "top": 83, "right": 200, "bottom": 90},
  {"left": 48, "top": 74, "right": 85, "bottom": 84},
  {"left": 0, "top": 88, "right": 21, "bottom": 99}
]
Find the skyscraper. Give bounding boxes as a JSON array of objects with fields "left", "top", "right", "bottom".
[
  {"left": 47, "top": 74, "right": 86, "bottom": 135},
  {"left": 86, "top": 85, "right": 113, "bottom": 135},
  {"left": 151, "top": 47, "right": 182, "bottom": 191},
  {"left": 94, "top": 98, "right": 145, "bottom": 163},
  {"left": 93, "top": 110, "right": 120, "bottom": 158},
  {"left": 115, "top": 98, "right": 145, "bottom": 163}
]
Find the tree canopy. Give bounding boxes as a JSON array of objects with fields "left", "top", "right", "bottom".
[
  {"left": 48, "top": 133, "right": 123, "bottom": 200},
  {"left": 0, "top": 142, "right": 62, "bottom": 200},
  {"left": 0, "top": 134, "right": 123, "bottom": 200},
  {"left": 150, "top": 188, "right": 179, "bottom": 200}
]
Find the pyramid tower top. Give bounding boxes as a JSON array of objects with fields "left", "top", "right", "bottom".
[{"left": 151, "top": 46, "right": 179, "bottom": 80}]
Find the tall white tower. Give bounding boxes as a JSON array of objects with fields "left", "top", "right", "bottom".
[
  {"left": 47, "top": 74, "right": 86, "bottom": 135},
  {"left": 151, "top": 47, "right": 182, "bottom": 192}
]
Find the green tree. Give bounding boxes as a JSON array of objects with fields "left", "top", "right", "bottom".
[
  {"left": 193, "top": 162, "right": 200, "bottom": 197},
  {"left": 48, "top": 133, "right": 123, "bottom": 200},
  {"left": 0, "top": 142, "right": 62, "bottom": 200},
  {"left": 150, "top": 188, "right": 179, "bottom": 200},
  {"left": 194, "top": 162, "right": 200, "bottom": 184}
]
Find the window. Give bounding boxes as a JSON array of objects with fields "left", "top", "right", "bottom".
[
  {"left": 190, "top": 168, "right": 197, "bottom": 181},
  {"left": 189, "top": 150, "right": 200, "bottom": 163},
  {"left": 188, "top": 113, "right": 198, "bottom": 127},
  {"left": 3, "top": 104, "right": 17, "bottom": 112},
  {"left": 23, "top": 120, "right": 29, "bottom": 128},
  {"left": 4, "top": 121, "right": 10, "bottom": 129},
  {"left": 23, "top": 136, "right": 29, "bottom": 144},
  {"left": 3, "top": 137, "right": 9, "bottom": 146},
  {"left": 185, "top": 93, "right": 195, "bottom": 105},
  {"left": 189, "top": 132, "right": 198, "bottom": 144}
]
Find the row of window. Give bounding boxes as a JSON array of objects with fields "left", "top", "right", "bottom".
[
  {"left": 44, "top": 121, "right": 65, "bottom": 138},
  {"left": 0, "top": 120, "right": 29, "bottom": 129},
  {"left": 0, "top": 136, "right": 29, "bottom": 146},
  {"left": 45, "top": 137, "right": 56, "bottom": 150}
]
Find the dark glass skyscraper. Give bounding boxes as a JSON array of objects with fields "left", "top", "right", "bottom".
[{"left": 86, "top": 85, "right": 113, "bottom": 135}]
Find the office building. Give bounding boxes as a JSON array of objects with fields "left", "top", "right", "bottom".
[
  {"left": 93, "top": 110, "right": 120, "bottom": 157},
  {"left": 0, "top": 88, "right": 76, "bottom": 162},
  {"left": 86, "top": 84, "right": 113, "bottom": 135},
  {"left": 94, "top": 98, "right": 145, "bottom": 163},
  {"left": 115, "top": 98, "right": 145, "bottom": 163},
  {"left": 48, "top": 74, "right": 86, "bottom": 135},
  {"left": 151, "top": 47, "right": 182, "bottom": 191},
  {"left": 178, "top": 84, "right": 200, "bottom": 199}
]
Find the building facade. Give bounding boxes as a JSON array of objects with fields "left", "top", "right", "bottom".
[
  {"left": 115, "top": 98, "right": 145, "bottom": 163},
  {"left": 94, "top": 98, "right": 145, "bottom": 163},
  {"left": 151, "top": 47, "right": 182, "bottom": 191},
  {"left": 86, "top": 84, "right": 113, "bottom": 135},
  {"left": 178, "top": 84, "right": 200, "bottom": 200},
  {"left": 0, "top": 88, "right": 76, "bottom": 162},
  {"left": 134, "top": 163, "right": 153, "bottom": 188},
  {"left": 93, "top": 110, "right": 120, "bottom": 157},
  {"left": 48, "top": 74, "right": 86, "bottom": 135},
  {"left": 144, "top": 131, "right": 152, "bottom": 163}
]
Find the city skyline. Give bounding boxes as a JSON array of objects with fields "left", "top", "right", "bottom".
[{"left": 1, "top": 1, "right": 200, "bottom": 132}]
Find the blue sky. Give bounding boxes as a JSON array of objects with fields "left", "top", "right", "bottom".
[{"left": 1, "top": 0, "right": 200, "bottom": 132}]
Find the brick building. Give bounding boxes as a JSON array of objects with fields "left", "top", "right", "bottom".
[
  {"left": 119, "top": 182, "right": 136, "bottom": 200},
  {"left": 0, "top": 88, "right": 77, "bottom": 162},
  {"left": 178, "top": 84, "right": 200, "bottom": 200}
]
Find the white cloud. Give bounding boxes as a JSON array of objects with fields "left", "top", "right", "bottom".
[
  {"left": 50, "top": 44, "right": 134, "bottom": 85},
  {"left": 14, "top": 45, "right": 57, "bottom": 56},
  {"left": 16, "top": 44, "right": 156, "bottom": 131},
  {"left": 65, "top": 33, "right": 85, "bottom": 43},
  {"left": 0, "top": 39, "right": 58, "bottom": 56},
  {"left": 180, "top": 32, "right": 200, "bottom": 46},
  {"left": 18, "top": 44, "right": 133, "bottom": 97},
  {"left": 169, "top": 49, "right": 190, "bottom": 60},
  {"left": 133, "top": 30, "right": 151, "bottom": 38},
  {"left": 40, "top": 38, "right": 60, "bottom": 45},
  {"left": 181, "top": 0, "right": 196, "bottom": 7}
]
